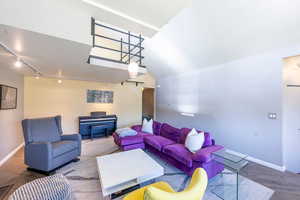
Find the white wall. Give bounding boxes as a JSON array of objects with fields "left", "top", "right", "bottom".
[
  {"left": 283, "top": 56, "right": 300, "bottom": 173},
  {"left": 24, "top": 76, "right": 155, "bottom": 134},
  {"left": 0, "top": 67, "right": 24, "bottom": 164}
]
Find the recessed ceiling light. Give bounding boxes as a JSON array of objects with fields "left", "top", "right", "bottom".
[
  {"left": 82, "top": 0, "right": 160, "bottom": 31},
  {"left": 15, "top": 58, "right": 22, "bottom": 68}
]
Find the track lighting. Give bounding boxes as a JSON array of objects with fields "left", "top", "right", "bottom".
[{"left": 0, "top": 42, "right": 42, "bottom": 76}]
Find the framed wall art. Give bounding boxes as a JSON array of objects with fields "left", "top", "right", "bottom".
[
  {"left": 0, "top": 85, "right": 17, "bottom": 110},
  {"left": 87, "top": 90, "right": 113, "bottom": 104}
]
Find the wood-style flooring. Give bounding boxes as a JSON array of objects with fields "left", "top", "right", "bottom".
[{"left": 1, "top": 147, "right": 300, "bottom": 200}]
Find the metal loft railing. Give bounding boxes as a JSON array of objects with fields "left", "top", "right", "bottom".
[{"left": 88, "top": 18, "right": 146, "bottom": 68}]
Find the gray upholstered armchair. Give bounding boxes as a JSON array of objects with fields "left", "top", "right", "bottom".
[{"left": 22, "top": 116, "right": 81, "bottom": 173}]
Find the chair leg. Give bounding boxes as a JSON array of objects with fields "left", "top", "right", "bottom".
[
  {"left": 73, "top": 158, "right": 80, "bottom": 162},
  {"left": 27, "top": 167, "right": 53, "bottom": 176}
]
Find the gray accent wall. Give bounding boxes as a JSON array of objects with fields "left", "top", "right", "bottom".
[
  {"left": 145, "top": 0, "right": 300, "bottom": 167},
  {"left": 153, "top": 51, "right": 286, "bottom": 166},
  {"left": 0, "top": 67, "right": 24, "bottom": 164}
]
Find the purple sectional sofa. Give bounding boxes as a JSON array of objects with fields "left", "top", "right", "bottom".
[{"left": 113, "top": 121, "right": 224, "bottom": 178}]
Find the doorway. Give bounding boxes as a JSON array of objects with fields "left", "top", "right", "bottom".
[
  {"left": 283, "top": 55, "right": 300, "bottom": 173},
  {"left": 142, "top": 88, "right": 155, "bottom": 120}
]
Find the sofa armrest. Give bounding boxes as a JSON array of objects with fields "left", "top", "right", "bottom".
[
  {"left": 192, "top": 145, "right": 224, "bottom": 163},
  {"left": 61, "top": 134, "right": 82, "bottom": 155},
  {"left": 131, "top": 125, "right": 142, "bottom": 132},
  {"left": 25, "top": 142, "right": 52, "bottom": 170},
  {"left": 212, "top": 139, "right": 216, "bottom": 146}
]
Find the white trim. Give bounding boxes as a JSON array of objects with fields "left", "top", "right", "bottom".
[
  {"left": 82, "top": 0, "right": 160, "bottom": 31},
  {"left": 0, "top": 142, "right": 24, "bottom": 167},
  {"left": 226, "top": 149, "right": 286, "bottom": 172}
]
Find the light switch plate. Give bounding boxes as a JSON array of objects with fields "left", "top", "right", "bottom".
[{"left": 268, "top": 113, "right": 277, "bottom": 120}]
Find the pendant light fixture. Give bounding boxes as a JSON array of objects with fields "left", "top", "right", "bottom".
[
  {"left": 128, "top": 62, "right": 139, "bottom": 79},
  {"left": 15, "top": 58, "right": 22, "bottom": 68}
]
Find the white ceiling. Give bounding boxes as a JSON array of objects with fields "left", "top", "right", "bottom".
[
  {"left": 0, "top": 0, "right": 193, "bottom": 83},
  {"left": 145, "top": 0, "right": 300, "bottom": 78},
  {"left": 89, "top": 0, "right": 192, "bottom": 29},
  {"left": 0, "top": 25, "right": 132, "bottom": 83}
]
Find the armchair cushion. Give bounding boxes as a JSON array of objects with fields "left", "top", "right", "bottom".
[
  {"left": 52, "top": 141, "right": 78, "bottom": 158},
  {"left": 61, "top": 134, "right": 81, "bottom": 141},
  {"left": 123, "top": 181, "right": 174, "bottom": 200},
  {"left": 28, "top": 117, "right": 61, "bottom": 143},
  {"left": 192, "top": 145, "right": 224, "bottom": 163}
]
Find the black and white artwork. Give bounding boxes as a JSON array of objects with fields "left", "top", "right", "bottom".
[
  {"left": 0, "top": 85, "right": 17, "bottom": 110},
  {"left": 87, "top": 90, "right": 113, "bottom": 103}
]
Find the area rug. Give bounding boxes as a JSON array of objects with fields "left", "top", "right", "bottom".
[
  {"left": 0, "top": 185, "right": 14, "bottom": 200},
  {"left": 56, "top": 137, "right": 274, "bottom": 200}
]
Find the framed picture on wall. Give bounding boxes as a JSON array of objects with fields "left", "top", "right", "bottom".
[
  {"left": 0, "top": 85, "right": 17, "bottom": 110},
  {"left": 87, "top": 90, "right": 114, "bottom": 103}
]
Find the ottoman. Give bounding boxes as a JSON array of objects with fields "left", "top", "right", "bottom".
[
  {"left": 9, "top": 174, "right": 72, "bottom": 200},
  {"left": 113, "top": 132, "right": 145, "bottom": 151}
]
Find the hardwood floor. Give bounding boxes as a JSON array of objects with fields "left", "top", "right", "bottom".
[
  {"left": 1, "top": 147, "right": 300, "bottom": 200},
  {"left": 0, "top": 148, "right": 45, "bottom": 200},
  {"left": 241, "top": 162, "right": 300, "bottom": 200}
]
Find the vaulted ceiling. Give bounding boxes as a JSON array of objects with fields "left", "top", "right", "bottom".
[{"left": 145, "top": 0, "right": 300, "bottom": 78}]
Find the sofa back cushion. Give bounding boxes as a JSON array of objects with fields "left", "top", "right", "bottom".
[
  {"left": 153, "top": 121, "right": 162, "bottom": 135},
  {"left": 180, "top": 128, "right": 213, "bottom": 147},
  {"left": 160, "top": 123, "right": 181, "bottom": 142}
]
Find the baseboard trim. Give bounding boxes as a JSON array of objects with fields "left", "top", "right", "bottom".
[
  {"left": 0, "top": 142, "right": 24, "bottom": 167},
  {"left": 226, "top": 149, "right": 286, "bottom": 172}
]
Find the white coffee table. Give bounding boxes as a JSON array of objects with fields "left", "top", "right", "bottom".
[{"left": 96, "top": 149, "right": 164, "bottom": 198}]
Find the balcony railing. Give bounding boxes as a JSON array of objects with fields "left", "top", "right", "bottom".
[{"left": 88, "top": 18, "right": 146, "bottom": 68}]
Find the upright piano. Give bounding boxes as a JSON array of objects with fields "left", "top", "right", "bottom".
[{"left": 79, "top": 113, "right": 117, "bottom": 140}]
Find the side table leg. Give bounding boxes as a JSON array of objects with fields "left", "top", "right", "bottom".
[{"left": 236, "top": 171, "right": 239, "bottom": 200}]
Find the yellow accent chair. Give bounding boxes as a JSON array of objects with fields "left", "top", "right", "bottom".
[{"left": 123, "top": 168, "right": 208, "bottom": 200}]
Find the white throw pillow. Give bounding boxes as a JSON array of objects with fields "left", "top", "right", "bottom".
[
  {"left": 185, "top": 128, "right": 205, "bottom": 153},
  {"left": 142, "top": 118, "right": 153, "bottom": 134}
]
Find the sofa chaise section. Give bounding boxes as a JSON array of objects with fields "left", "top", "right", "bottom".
[{"left": 113, "top": 121, "right": 162, "bottom": 151}]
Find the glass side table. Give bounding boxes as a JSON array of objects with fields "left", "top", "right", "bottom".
[{"left": 211, "top": 149, "right": 249, "bottom": 200}]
